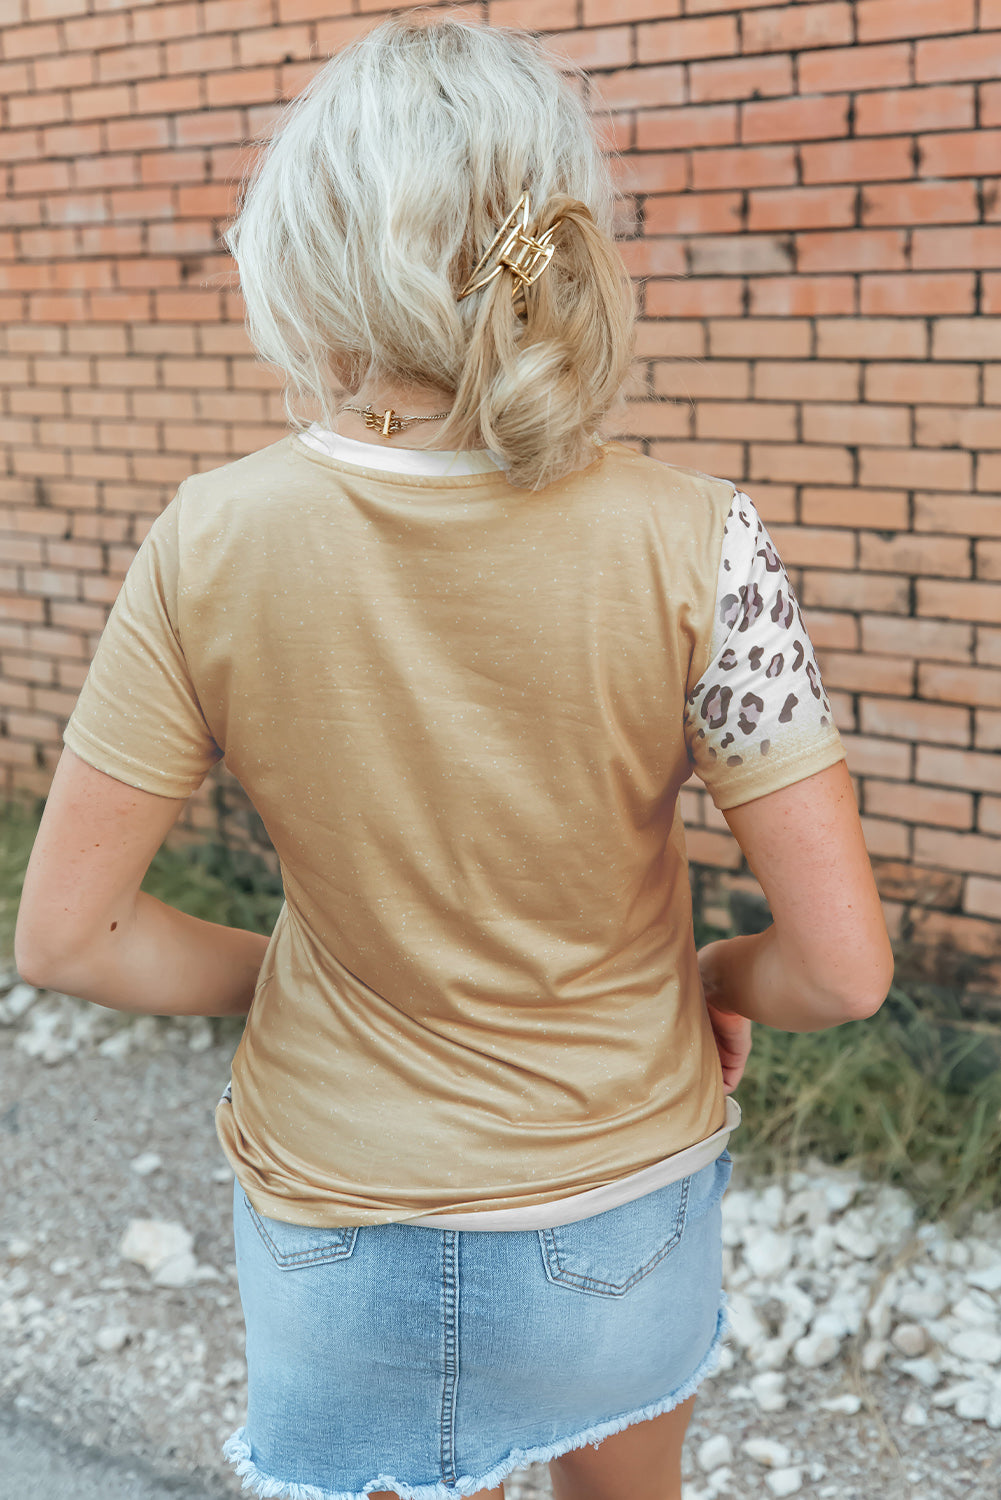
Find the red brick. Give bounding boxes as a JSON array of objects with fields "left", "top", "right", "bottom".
[
  {"left": 743, "top": 95, "right": 850, "bottom": 145},
  {"left": 918, "top": 578, "right": 1001, "bottom": 625},
  {"left": 135, "top": 76, "right": 205, "bottom": 114},
  {"left": 708, "top": 318, "right": 811, "bottom": 357},
  {"left": 747, "top": 185, "right": 855, "bottom": 232},
  {"left": 979, "top": 454, "right": 1001, "bottom": 493},
  {"left": 754, "top": 362, "right": 857, "bottom": 402},
  {"left": 818, "top": 319, "right": 928, "bottom": 360},
  {"left": 689, "top": 52, "right": 792, "bottom": 103},
  {"left": 802, "top": 487, "right": 909, "bottom": 530},
  {"left": 914, "top": 226, "right": 1001, "bottom": 271},
  {"left": 863, "top": 180, "right": 977, "bottom": 228},
  {"left": 919, "top": 661, "right": 1001, "bottom": 710},
  {"left": 97, "top": 43, "right": 163, "bottom": 85},
  {"left": 917, "top": 406, "right": 1001, "bottom": 451},
  {"left": 612, "top": 154, "right": 687, "bottom": 197},
  {"left": 637, "top": 104, "right": 737, "bottom": 151},
  {"left": 862, "top": 614, "right": 973, "bottom": 663},
  {"left": 8, "top": 91, "right": 69, "bottom": 128},
  {"left": 983, "top": 81, "right": 1001, "bottom": 129},
  {"left": 858, "top": 0, "right": 975, "bottom": 42},
  {"left": 799, "top": 568, "right": 910, "bottom": 614},
  {"left": 132, "top": 2, "right": 200, "bottom": 43},
  {"left": 842, "top": 733, "right": 913, "bottom": 780},
  {"left": 800, "top": 42, "right": 911, "bottom": 95},
  {"left": 691, "top": 144, "right": 797, "bottom": 191},
  {"left": 916, "top": 30, "right": 1001, "bottom": 85},
  {"left": 914, "top": 827, "right": 999, "bottom": 877},
  {"left": 584, "top": 0, "right": 679, "bottom": 18},
  {"left": 742, "top": 2, "right": 854, "bottom": 53},
  {"left": 984, "top": 277, "right": 1001, "bottom": 314},
  {"left": 653, "top": 361, "right": 750, "bottom": 401},
  {"left": 977, "top": 540, "right": 1001, "bottom": 582},
  {"left": 866, "top": 363, "right": 979, "bottom": 404},
  {"left": 206, "top": 67, "right": 277, "bottom": 108},
  {"left": 976, "top": 626, "right": 1001, "bottom": 668},
  {"left": 637, "top": 15, "right": 738, "bottom": 64},
  {"left": 696, "top": 401, "right": 797, "bottom": 443},
  {"left": 918, "top": 744, "right": 1001, "bottom": 794},
  {"left": 203, "top": 0, "right": 272, "bottom": 30},
  {"left": 976, "top": 709, "right": 1001, "bottom": 751},
  {"left": 651, "top": 439, "right": 743, "bottom": 475},
  {"left": 860, "top": 446, "right": 972, "bottom": 491},
  {"left": 798, "top": 229, "right": 908, "bottom": 273},
  {"left": 860, "top": 816, "right": 910, "bottom": 858},
  {"left": 855, "top": 83, "right": 975, "bottom": 135},
  {"left": 2, "top": 23, "right": 61, "bottom": 59},
  {"left": 688, "top": 235, "right": 794, "bottom": 276},
  {"left": 860, "top": 532, "right": 972, "bottom": 579},
  {"left": 820, "top": 650, "right": 913, "bottom": 695},
  {"left": 803, "top": 608, "right": 859, "bottom": 649},
  {"left": 933, "top": 318, "right": 1001, "bottom": 360},
  {"left": 979, "top": 797, "right": 1001, "bottom": 837},
  {"left": 552, "top": 28, "right": 634, "bottom": 70},
  {"left": 645, "top": 193, "right": 742, "bottom": 236},
  {"left": 861, "top": 272, "right": 976, "bottom": 317},
  {"left": 71, "top": 83, "right": 133, "bottom": 121},
  {"left": 861, "top": 695, "right": 970, "bottom": 745},
  {"left": 749, "top": 276, "right": 856, "bottom": 317},
  {"left": 173, "top": 109, "right": 245, "bottom": 147},
  {"left": 750, "top": 442, "right": 856, "bottom": 486},
  {"left": 919, "top": 128, "right": 1001, "bottom": 179},
  {"left": 965, "top": 876, "right": 1001, "bottom": 921},
  {"left": 32, "top": 52, "right": 95, "bottom": 90},
  {"left": 596, "top": 65, "right": 686, "bottom": 111},
  {"left": 617, "top": 401, "right": 691, "bottom": 440},
  {"left": 646, "top": 278, "right": 744, "bottom": 319},
  {"left": 801, "top": 136, "right": 914, "bottom": 184},
  {"left": 868, "top": 778, "right": 974, "bottom": 829},
  {"left": 802, "top": 403, "right": 909, "bottom": 447}
]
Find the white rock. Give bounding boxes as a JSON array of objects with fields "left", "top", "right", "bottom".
[
  {"left": 867, "top": 1300, "right": 893, "bottom": 1340},
  {"left": 6, "top": 1238, "right": 31, "bottom": 1261},
  {"left": 896, "top": 1285, "right": 947, "bottom": 1322},
  {"left": 0, "top": 983, "right": 38, "bottom": 1023},
  {"left": 130, "top": 1152, "right": 163, "bottom": 1178},
  {"left": 987, "top": 1384, "right": 1001, "bottom": 1430},
  {"left": 955, "top": 1385, "right": 990, "bottom": 1422},
  {"left": 897, "top": 1356, "right": 942, "bottom": 1389},
  {"left": 793, "top": 1332, "right": 840, "bottom": 1369},
  {"left": 933, "top": 1379, "right": 981, "bottom": 1410},
  {"left": 834, "top": 1221, "right": 881, "bottom": 1261},
  {"left": 784, "top": 1189, "right": 830, "bottom": 1229},
  {"left": 696, "top": 1436, "right": 732, "bottom": 1473},
  {"left": 966, "top": 1262, "right": 1001, "bottom": 1294},
  {"left": 821, "top": 1178, "right": 859, "bottom": 1214},
  {"left": 187, "top": 1016, "right": 214, "bottom": 1052},
  {"left": 766, "top": 1468, "right": 802, "bottom": 1497},
  {"left": 743, "top": 1438, "right": 791, "bottom": 1469},
  {"left": 98, "top": 1029, "right": 132, "bottom": 1060},
  {"left": 152, "top": 1252, "right": 201, "bottom": 1288},
  {"left": 95, "top": 1324, "right": 131, "bottom": 1354},
  {"left": 750, "top": 1371, "right": 788, "bottom": 1412},
  {"left": 901, "top": 1399, "right": 928, "bottom": 1427},
  {"left": 751, "top": 1337, "right": 793, "bottom": 1372},
  {"left": 950, "top": 1329, "right": 1001, "bottom": 1365},
  {"left": 819, "top": 1393, "right": 862, "bottom": 1414},
  {"left": 744, "top": 1229, "right": 794, "bottom": 1279},
  {"left": 892, "top": 1323, "right": 927, "bottom": 1357},
  {"left": 952, "top": 1291, "right": 997, "bottom": 1326},
  {"left": 726, "top": 1293, "right": 767, "bottom": 1350},
  {"left": 119, "top": 1219, "right": 193, "bottom": 1274}
]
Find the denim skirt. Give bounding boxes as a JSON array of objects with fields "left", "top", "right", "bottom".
[{"left": 224, "top": 1150, "right": 732, "bottom": 1500}]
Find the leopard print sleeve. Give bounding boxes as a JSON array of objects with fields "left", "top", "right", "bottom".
[{"left": 684, "top": 487, "right": 846, "bottom": 810}]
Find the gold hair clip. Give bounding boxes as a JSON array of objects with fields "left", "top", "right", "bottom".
[{"left": 457, "top": 192, "right": 563, "bottom": 301}]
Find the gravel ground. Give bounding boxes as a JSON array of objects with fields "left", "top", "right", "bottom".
[{"left": 1, "top": 984, "right": 998, "bottom": 1500}]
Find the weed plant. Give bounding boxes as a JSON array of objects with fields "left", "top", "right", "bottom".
[{"left": 3, "top": 804, "right": 999, "bottom": 1222}]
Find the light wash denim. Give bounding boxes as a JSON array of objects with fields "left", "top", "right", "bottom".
[{"left": 225, "top": 1150, "right": 732, "bottom": 1500}]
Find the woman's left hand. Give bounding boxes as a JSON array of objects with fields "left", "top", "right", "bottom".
[{"left": 705, "top": 1001, "right": 752, "bottom": 1093}]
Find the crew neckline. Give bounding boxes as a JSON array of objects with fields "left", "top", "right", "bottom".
[
  {"left": 290, "top": 424, "right": 610, "bottom": 491},
  {"left": 297, "top": 424, "right": 505, "bottom": 478}
]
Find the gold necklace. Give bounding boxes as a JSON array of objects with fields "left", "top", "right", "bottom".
[{"left": 339, "top": 402, "right": 452, "bottom": 439}]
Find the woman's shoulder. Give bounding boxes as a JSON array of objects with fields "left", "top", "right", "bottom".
[{"left": 596, "top": 440, "right": 737, "bottom": 518}]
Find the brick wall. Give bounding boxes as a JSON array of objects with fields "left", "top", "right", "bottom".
[{"left": 1, "top": 1, "right": 999, "bottom": 995}]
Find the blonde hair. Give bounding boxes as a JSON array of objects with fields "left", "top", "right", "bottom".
[{"left": 224, "top": 13, "right": 635, "bottom": 491}]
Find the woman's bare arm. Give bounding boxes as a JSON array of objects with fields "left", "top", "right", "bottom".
[
  {"left": 698, "top": 759, "right": 894, "bottom": 1033},
  {"left": 14, "top": 748, "right": 269, "bottom": 1016}
]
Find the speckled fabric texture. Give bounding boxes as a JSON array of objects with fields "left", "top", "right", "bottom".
[{"left": 63, "top": 437, "right": 843, "bottom": 1229}]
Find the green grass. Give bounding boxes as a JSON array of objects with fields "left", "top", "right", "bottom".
[{"left": 3, "top": 803, "right": 999, "bottom": 1222}]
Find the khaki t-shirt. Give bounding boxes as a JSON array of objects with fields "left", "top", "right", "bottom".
[{"left": 63, "top": 436, "right": 844, "bottom": 1226}]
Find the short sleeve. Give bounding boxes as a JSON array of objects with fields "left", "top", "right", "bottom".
[
  {"left": 684, "top": 488, "right": 845, "bottom": 810},
  {"left": 63, "top": 483, "right": 223, "bottom": 798}
]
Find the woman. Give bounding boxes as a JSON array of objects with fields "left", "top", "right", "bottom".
[{"left": 15, "top": 15, "right": 893, "bottom": 1500}]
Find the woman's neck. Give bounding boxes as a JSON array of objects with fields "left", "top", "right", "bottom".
[{"left": 332, "top": 381, "right": 465, "bottom": 450}]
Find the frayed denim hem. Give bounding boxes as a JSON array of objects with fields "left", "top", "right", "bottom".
[{"left": 222, "top": 1297, "right": 727, "bottom": 1500}]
